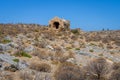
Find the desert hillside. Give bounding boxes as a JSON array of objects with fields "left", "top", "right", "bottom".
[{"left": 0, "top": 23, "right": 120, "bottom": 80}]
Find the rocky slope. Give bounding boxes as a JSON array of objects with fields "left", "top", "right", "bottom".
[{"left": 0, "top": 24, "right": 120, "bottom": 80}]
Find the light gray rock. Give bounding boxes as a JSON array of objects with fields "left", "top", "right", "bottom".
[
  {"left": 75, "top": 50, "right": 98, "bottom": 58},
  {"left": 46, "top": 45, "right": 54, "bottom": 50},
  {"left": 0, "top": 44, "right": 12, "bottom": 51},
  {"left": 73, "top": 41, "right": 80, "bottom": 48},
  {"left": 66, "top": 58, "right": 76, "bottom": 64},
  {"left": 0, "top": 54, "right": 28, "bottom": 70},
  {"left": 17, "top": 60, "right": 29, "bottom": 69},
  {"left": 0, "top": 54, "right": 16, "bottom": 65},
  {"left": 8, "top": 42, "right": 18, "bottom": 48},
  {"left": 4, "top": 36, "right": 12, "bottom": 41},
  {"left": 24, "top": 45, "right": 34, "bottom": 53}
]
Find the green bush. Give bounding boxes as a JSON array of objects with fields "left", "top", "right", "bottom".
[
  {"left": 98, "top": 53, "right": 103, "bottom": 56},
  {"left": 66, "top": 47, "right": 72, "bottom": 50},
  {"left": 75, "top": 48, "right": 80, "bottom": 50},
  {"left": 89, "top": 49, "right": 94, "bottom": 52},
  {"left": 2, "top": 39, "right": 11, "bottom": 44},
  {"left": 13, "top": 58, "right": 19, "bottom": 63},
  {"left": 71, "top": 29, "right": 79, "bottom": 34},
  {"left": 14, "top": 51, "right": 32, "bottom": 58}
]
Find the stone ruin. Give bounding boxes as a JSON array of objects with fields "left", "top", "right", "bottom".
[{"left": 49, "top": 17, "right": 70, "bottom": 31}]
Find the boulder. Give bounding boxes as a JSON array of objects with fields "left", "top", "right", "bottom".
[
  {"left": 0, "top": 44, "right": 12, "bottom": 51},
  {"left": 0, "top": 54, "right": 28, "bottom": 70}
]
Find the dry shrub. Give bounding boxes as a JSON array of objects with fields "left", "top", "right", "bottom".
[
  {"left": 85, "top": 58, "right": 111, "bottom": 80},
  {"left": 67, "top": 51, "right": 75, "bottom": 58},
  {"left": 33, "top": 49, "right": 53, "bottom": 60},
  {"left": 53, "top": 46, "right": 64, "bottom": 61},
  {"left": 70, "top": 35, "right": 78, "bottom": 40},
  {"left": 109, "top": 68, "right": 120, "bottom": 80},
  {"left": 41, "top": 31, "right": 55, "bottom": 41},
  {"left": 51, "top": 60, "right": 59, "bottom": 65},
  {"left": 30, "top": 62, "right": 51, "bottom": 73},
  {"left": 54, "top": 53, "right": 68, "bottom": 62},
  {"left": 34, "top": 73, "right": 52, "bottom": 80},
  {"left": 112, "top": 62, "right": 120, "bottom": 70},
  {"left": 0, "top": 71, "right": 14, "bottom": 80},
  {"left": 34, "top": 40, "right": 47, "bottom": 48},
  {"left": 109, "top": 62, "right": 120, "bottom": 80},
  {"left": 20, "top": 69, "right": 52, "bottom": 80},
  {"left": 54, "top": 62, "right": 85, "bottom": 80},
  {"left": 54, "top": 46, "right": 63, "bottom": 54},
  {"left": 55, "top": 51, "right": 75, "bottom": 63},
  {"left": 20, "top": 70, "right": 33, "bottom": 80},
  {"left": 59, "top": 56, "right": 69, "bottom": 63}
]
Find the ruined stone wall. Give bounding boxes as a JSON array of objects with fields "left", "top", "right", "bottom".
[{"left": 49, "top": 17, "right": 70, "bottom": 31}]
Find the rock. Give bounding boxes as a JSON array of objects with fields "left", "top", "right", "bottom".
[
  {"left": 4, "top": 64, "right": 19, "bottom": 72},
  {"left": 37, "top": 36, "right": 42, "bottom": 41},
  {"left": 4, "top": 36, "right": 12, "bottom": 41},
  {"left": 46, "top": 45, "right": 54, "bottom": 50},
  {"left": 24, "top": 45, "right": 34, "bottom": 53},
  {"left": 17, "top": 60, "right": 29, "bottom": 69},
  {"left": 0, "top": 54, "right": 16, "bottom": 65},
  {"left": 66, "top": 58, "right": 76, "bottom": 64},
  {"left": 75, "top": 50, "right": 97, "bottom": 58},
  {"left": 0, "top": 54, "right": 28, "bottom": 70},
  {"left": 73, "top": 41, "right": 80, "bottom": 48},
  {"left": 8, "top": 42, "right": 18, "bottom": 48},
  {"left": 0, "top": 44, "right": 12, "bottom": 51}
]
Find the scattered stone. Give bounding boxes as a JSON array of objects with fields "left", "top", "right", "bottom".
[
  {"left": 8, "top": 42, "right": 18, "bottom": 48},
  {"left": 66, "top": 58, "right": 76, "bottom": 64},
  {"left": 24, "top": 45, "right": 34, "bottom": 53},
  {"left": 4, "top": 36, "right": 12, "bottom": 41},
  {"left": 4, "top": 64, "right": 18, "bottom": 72},
  {"left": 46, "top": 45, "right": 54, "bottom": 50},
  {"left": 17, "top": 60, "right": 29, "bottom": 69}
]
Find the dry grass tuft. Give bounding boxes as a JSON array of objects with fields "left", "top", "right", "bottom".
[
  {"left": 30, "top": 62, "right": 51, "bottom": 73},
  {"left": 20, "top": 69, "right": 52, "bottom": 80},
  {"left": 33, "top": 49, "right": 53, "bottom": 60},
  {"left": 0, "top": 71, "right": 14, "bottom": 80}
]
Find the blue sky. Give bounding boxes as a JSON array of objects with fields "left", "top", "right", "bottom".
[{"left": 0, "top": 0, "right": 120, "bottom": 31}]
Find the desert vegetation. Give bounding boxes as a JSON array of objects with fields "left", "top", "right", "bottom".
[{"left": 0, "top": 23, "right": 119, "bottom": 80}]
